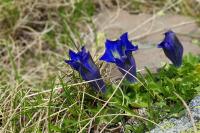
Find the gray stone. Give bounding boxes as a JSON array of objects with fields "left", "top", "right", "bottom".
[{"left": 150, "top": 96, "right": 200, "bottom": 133}]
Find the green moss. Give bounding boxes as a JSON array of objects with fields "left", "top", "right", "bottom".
[
  {"left": 181, "top": 121, "right": 200, "bottom": 133},
  {"left": 161, "top": 120, "right": 176, "bottom": 129}
]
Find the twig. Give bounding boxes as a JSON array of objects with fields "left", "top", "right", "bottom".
[{"left": 173, "top": 91, "right": 197, "bottom": 133}]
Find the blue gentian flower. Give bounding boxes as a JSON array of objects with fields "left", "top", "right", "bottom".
[
  {"left": 65, "top": 47, "right": 106, "bottom": 93},
  {"left": 100, "top": 32, "right": 138, "bottom": 82},
  {"left": 158, "top": 30, "right": 184, "bottom": 67}
]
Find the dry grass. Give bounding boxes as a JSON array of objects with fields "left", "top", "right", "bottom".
[{"left": 0, "top": 0, "right": 200, "bottom": 132}]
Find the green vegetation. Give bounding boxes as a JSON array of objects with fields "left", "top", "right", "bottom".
[
  {"left": 0, "top": 0, "right": 200, "bottom": 132},
  {"left": 59, "top": 54, "right": 200, "bottom": 132}
]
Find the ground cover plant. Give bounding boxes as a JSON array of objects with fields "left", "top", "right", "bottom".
[{"left": 0, "top": 0, "right": 200, "bottom": 132}]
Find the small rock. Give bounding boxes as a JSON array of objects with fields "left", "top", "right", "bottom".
[{"left": 150, "top": 96, "right": 200, "bottom": 133}]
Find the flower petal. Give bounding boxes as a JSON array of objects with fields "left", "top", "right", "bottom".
[
  {"left": 78, "top": 46, "right": 88, "bottom": 60},
  {"left": 69, "top": 49, "right": 79, "bottom": 61},
  {"left": 66, "top": 46, "right": 107, "bottom": 93},
  {"left": 158, "top": 30, "right": 184, "bottom": 67},
  {"left": 100, "top": 32, "right": 138, "bottom": 83},
  {"left": 115, "top": 58, "right": 124, "bottom": 68},
  {"left": 100, "top": 49, "right": 115, "bottom": 63},
  {"left": 83, "top": 52, "right": 99, "bottom": 72},
  {"left": 64, "top": 59, "right": 80, "bottom": 71},
  {"left": 157, "top": 41, "right": 165, "bottom": 48},
  {"left": 89, "top": 79, "right": 106, "bottom": 93},
  {"left": 106, "top": 39, "right": 124, "bottom": 57},
  {"left": 115, "top": 56, "right": 137, "bottom": 82},
  {"left": 80, "top": 68, "right": 106, "bottom": 92},
  {"left": 120, "top": 32, "right": 138, "bottom": 51}
]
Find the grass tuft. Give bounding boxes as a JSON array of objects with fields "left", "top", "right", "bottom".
[{"left": 0, "top": 0, "right": 200, "bottom": 132}]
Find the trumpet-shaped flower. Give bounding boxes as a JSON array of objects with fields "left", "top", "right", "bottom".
[
  {"left": 65, "top": 47, "right": 106, "bottom": 93},
  {"left": 158, "top": 30, "right": 184, "bottom": 67},
  {"left": 100, "top": 32, "right": 138, "bottom": 82}
]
